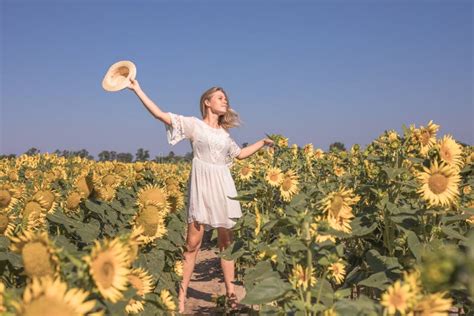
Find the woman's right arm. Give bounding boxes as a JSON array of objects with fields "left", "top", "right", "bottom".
[{"left": 128, "top": 79, "right": 171, "bottom": 126}]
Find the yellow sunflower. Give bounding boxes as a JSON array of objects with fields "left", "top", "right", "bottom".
[
  {"left": 0, "top": 281, "right": 5, "bottom": 313},
  {"left": 414, "top": 292, "right": 453, "bottom": 316},
  {"left": 417, "top": 160, "right": 460, "bottom": 207},
  {"left": 84, "top": 238, "right": 130, "bottom": 303},
  {"left": 174, "top": 260, "right": 184, "bottom": 277},
  {"left": 62, "top": 190, "right": 84, "bottom": 214},
  {"left": 279, "top": 170, "right": 299, "bottom": 202},
  {"left": 75, "top": 175, "right": 94, "bottom": 199},
  {"left": 314, "top": 148, "right": 324, "bottom": 159},
  {"left": 437, "top": 134, "right": 463, "bottom": 170},
  {"left": 238, "top": 163, "right": 254, "bottom": 181},
  {"left": 381, "top": 280, "right": 411, "bottom": 315},
  {"left": 333, "top": 166, "right": 345, "bottom": 177},
  {"left": 136, "top": 184, "right": 170, "bottom": 211},
  {"left": 309, "top": 217, "right": 336, "bottom": 243},
  {"left": 0, "top": 183, "right": 21, "bottom": 213},
  {"left": 132, "top": 203, "right": 168, "bottom": 244},
  {"left": 417, "top": 120, "right": 440, "bottom": 155},
  {"left": 160, "top": 289, "right": 176, "bottom": 311},
  {"left": 265, "top": 167, "right": 284, "bottom": 187},
  {"left": 9, "top": 230, "right": 59, "bottom": 278},
  {"left": 403, "top": 269, "right": 421, "bottom": 296},
  {"left": 0, "top": 210, "right": 17, "bottom": 237},
  {"left": 320, "top": 187, "right": 360, "bottom": 233},
  {"left": 12, "top": 277, "right": 96, "bottom": 315},
  {"left": 95, "top": 185, "right": 117, "bottom": 202},
  {"left": 124, "top": 225, "right": 146, "bottom": 266},
  {"left": 327, "top": 260, "right": 346, "bottom": 285},
  {"left": 167, "top": 189, "right": 185, "bottom": 213},
  {"left": 125, "top": 268, "right": 154, "bottom": 314},
  {"left": 289, "top": 264, "right": 316, "bottom": 291}
]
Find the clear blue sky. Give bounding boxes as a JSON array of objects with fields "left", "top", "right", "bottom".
[{"left": 1, "top": 0, "right": 472, "bottom": 158}]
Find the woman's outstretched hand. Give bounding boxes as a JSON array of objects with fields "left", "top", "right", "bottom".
[
  {"left": 263, "top": 138, "right": 274, "bottom": 147},
  {"left": 128, "top": 78, "right": 141, "bottom": 92}
]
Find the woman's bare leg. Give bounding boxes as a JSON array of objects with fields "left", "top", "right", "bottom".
[
  {"left": 217, "top": 227, "right": 235, "bottom": 296},
  {"left": 178, "top": 222, "right": 205, "bottom": 313}
]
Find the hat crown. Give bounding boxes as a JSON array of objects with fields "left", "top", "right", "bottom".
[{"left": 102, "top": 60, "right": 136, "bottom": 92}]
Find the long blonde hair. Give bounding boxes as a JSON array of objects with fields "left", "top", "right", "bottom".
[{"left": 199, "top": 87, "right": 241, "bottom": 129}]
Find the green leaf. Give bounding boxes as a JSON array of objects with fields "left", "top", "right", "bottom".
[
  {"left": 358, "top": 271, "right": 391, "bottom": 290},
  {"left": 441, "top": 226, "right": 467, "bottom": 241},
  {"left": 405, "top": 231, "right": 422, "bottom": 262},
  {"left": 240, "top": 277, "right": 291, "bottom": 305}
]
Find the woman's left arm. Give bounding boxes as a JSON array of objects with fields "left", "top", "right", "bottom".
[{"left": 237, "top": 138, "right": 274, "bottom": 159}]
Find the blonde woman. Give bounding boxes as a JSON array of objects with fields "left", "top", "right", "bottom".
[{"left": 128, "top": 79, "right": 273, "bottom": 312}]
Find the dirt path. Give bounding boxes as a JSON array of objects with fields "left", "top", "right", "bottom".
[{"left": 183, "top": 231, "right": 247, "bottom": 315}]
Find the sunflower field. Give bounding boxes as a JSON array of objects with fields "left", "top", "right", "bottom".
[{"left": 0, "top": 120, "right": 473, "bottom": 315}]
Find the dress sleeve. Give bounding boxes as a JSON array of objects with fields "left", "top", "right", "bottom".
[
  {"left": 225, "top": 137, "right": 242, "bottom": 167},
  {"left": 165, "top": 112, "right": 196, "bottom": 145}
]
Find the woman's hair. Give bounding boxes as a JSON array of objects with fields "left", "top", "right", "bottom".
[{"left": 199, "top": 87, "right": 241, "bottom": 129}]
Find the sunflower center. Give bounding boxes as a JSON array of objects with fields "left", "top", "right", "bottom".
[
  {"left": 0, "top": 190, "right": 12, "bottom": 208},
  {"left": 269, "top": 173, "right": 279, "bottom": 182},
  {"left": 330, "top": 195, "right": 344, "bottom": 214},
  {"left": 99, "top": 261, "right": 115, "bottom": 288},
  {"left": 428, "top": 173, "right": 448, "bottom": 194},
  {"left": 128, "top": 274, "right": 145, "bottom": 296},
  {"left": 388, "top": 292, "right": 406, "bottom": 309},
  {"left": 136, "top": 206, "right": 159, "bottom": 236},
  {"left": 281, "top": 178, "right": 293, "bottom": 191},
  {"left": 241, "top": 167, "right": 251, "bottom": 176},
  {"left": 35, "top": 190, "right": 55, "bottom": 210},
  {"left": 22, "top": 242, "right": 54, "bottom": 277},
  {"left": 0, "top": 214, "right": 9, "bottom": 233},
  {"left": 140, "top": 188, "right": 167, "bottom": 205},
  {"left": 23, "top": 201, "right": 43, "bottom": 219},
  {"left": 440, "top": 148, "right": 452, "bottom": 162},
  {"left": 66, "top": 192, "right": 82, "bottom": 210},
  {"left": 102, "top": 175, "right": 116, "bottom": 186},
  {"left": 420, "top": 131, "right": 431, "bottom": 145},
  {"left": 24, "top": 297, "right": 76, "bottom": 316}
]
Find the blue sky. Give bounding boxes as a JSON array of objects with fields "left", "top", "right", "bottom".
[{"left": 1, "top": 0, "right": 472, "bottom": 158}]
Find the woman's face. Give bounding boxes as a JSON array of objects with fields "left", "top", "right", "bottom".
[{"left": 205, "top": 91, "right": 228, "bottom": 115}]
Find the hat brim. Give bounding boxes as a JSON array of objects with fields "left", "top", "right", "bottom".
[{"left": 102, "top": 60, "right": 137, "bottom": 92}]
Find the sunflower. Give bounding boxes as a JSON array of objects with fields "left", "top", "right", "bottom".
[
  {"left": 403, "top": 269, "right": 421, "bottom": 296},
  {"left": 309, "top": 217, "right": 336, "bottom": 243},
  {"left": 265, "top": 167, "right": 283, "bottom": 187},
  {"left": 174, "top": 260, "right": 184, "bottom": 277},
  {"left": 0, "top": 183, "right": 22, "bottom": 213},
  {"left": 95, "top": 185, "right": 117, "bottom": 202},
  {"left": 84, "top": 238, "right": 130, "bottom": 303},
  {"left": 167, "top": 190, "right": 185, "bottom": 213},
  {"left": 303, "top": 144, "right": 314, "bottom": 158},
  {"left": 437, "top": 135, "right": 463, "bottom": 170},
  {"left": 125, "top": 268, "right": 154, "bottom": 314},
  {"left": 62, "top": 190, "right": 84, "bottom": 214},
  {"left": 320, "top": 187, "right": 360, "bottom": 233},
  {"left": 32, "top": 184, "right": 61, "bottom": 214},
  {"left": 417, "top": 120, "right": 440, "bottom": 155},
  {"left": 136, "top": 184, "right": 169, "bottom": 210},
  {"left": 333, "top": 166, "right": 345, "bottom": 177},
  {"left": 381, "top": 280, "right": 411, "bottom": 315},
  {"left": 132, "top": 203, "right": 168, "bottom": 244},
  {"left": 12, "top": 277, "right": 96, "bottom": 315},
  {"left": 75, "top": 175, "right": 94, "bottom": 198},
  {"left": 414, "top": 292, "right": 453, "bottom": 316},
  {"left": 9, "top": 230, "right": 60, "bottom": 278},
  {"left": 238, "top": 163, "right": 254, "bottom": 181},
  {"left": 0, "top": 210, "right": 16, "bottom": 237},
  {"left": 279, "top": 170, "right": 299, "bottom": 202},
  {"left": 289, "top": 264, "right": 316, "bottom": 291},
  {"left": 417, "top": 160, "right": 460, "bottom": 207},
  {"left": 160, "top": 289, "right": 177, "bottom": 311},
  {"left": 255, "top": 206, "right": 262, "bottom": 236},
  {"left": 327, "top": 261, "right": 346, "bottom": 285},
  {"left": 124, "top": 225, "right": 146, "bottom": 266},
  {"left": 314, "top": 148, "right": 324, "bottom": 159}
]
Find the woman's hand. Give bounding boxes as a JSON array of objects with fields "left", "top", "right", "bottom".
[
  {"left": 262, "top": 138, "right": 274, "bottom": 147},
  {"left": 128, "top": 78, "right": 141, "bottom": 92}
]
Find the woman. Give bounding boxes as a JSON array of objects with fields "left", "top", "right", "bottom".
[{"left": 128, "top": 78, "right": 273, "bottom": 313}]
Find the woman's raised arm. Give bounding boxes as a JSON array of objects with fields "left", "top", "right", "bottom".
[{"left": 128, "top": 78, "right": 171, "bottom": 126}]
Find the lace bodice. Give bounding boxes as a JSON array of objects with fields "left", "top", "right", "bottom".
[{"left": 165, "top": 112, "right": 242, "bottom": 167}]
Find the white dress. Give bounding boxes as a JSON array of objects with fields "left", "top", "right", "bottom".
[{"left": 165, "top": 112, "right": 243, "bottom": 231}]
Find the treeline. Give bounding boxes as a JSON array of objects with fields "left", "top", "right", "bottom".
[{"left": 0, "top": 147, "right": 194, "bottom": 163}]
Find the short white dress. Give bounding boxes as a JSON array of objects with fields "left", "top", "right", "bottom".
[{"left": 165, "top": 112, "right": 243, "bottom": 231}]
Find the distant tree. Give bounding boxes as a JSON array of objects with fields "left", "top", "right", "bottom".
[
  {"left": 24, "top": 147, "right": 40, "bottom": 156},
  {"left": 109, "top": 151, "right": 118, "bottom": 161},
  {"left": 242, "top": 142, "right": 249, "bottom": 147},
  {"left": 184, "top": 152, "right": 193, "bottom": 161},
  {"left": 329, "top": 142, "right": 346, "bottom": 152},
  {"left": 0, "top": 154, "right": 16, "bottom": 159},
  {"left": 168, "top": 151, "right": 175, "bottom": 158},
  {"left": 135, "top": 148, "right": 150, "bottom": 162},
  {"left": 117, "top": 152, "right": 133, "bottom": 163},
  {"left": 98, "top": 151, "right": 111, "bottom": 161}
]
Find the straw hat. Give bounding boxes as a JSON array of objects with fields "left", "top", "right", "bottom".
[{"left": 102, "top": 60, "right": 137, "bottom": 92}]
